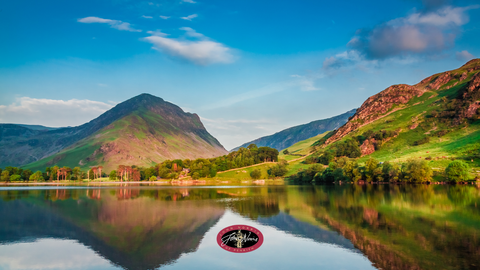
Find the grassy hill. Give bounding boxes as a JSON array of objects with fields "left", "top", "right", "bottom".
[
  {"left": 316, "top": 59, "right": 480, "bottom": 171},
  {"left": 22, "top": 94, "right": 228, "bottom": 172}
]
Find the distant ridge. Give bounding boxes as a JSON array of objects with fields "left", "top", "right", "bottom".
[{"left": 232, "top": 109, "right": 356, "bottom": 151}]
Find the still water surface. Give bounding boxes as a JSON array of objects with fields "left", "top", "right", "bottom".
[{"left": 0, "top": 184, "right": 479, "bottom": 270}]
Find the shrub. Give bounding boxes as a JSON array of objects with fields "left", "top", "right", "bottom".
[
  {"left": 445, "top": 160, "right": 470, "bottom": 182},
  {"left": 403, "top": 159, "right": 432, "bottom": 182},
  {"left": 268, "top": 161, "right": 288, "bottom": 178},
  {"left": 318, "top": 152, "right": 335, "bottom": 165},
  {"left": 250, "top": 169, "right": 262, "bottom": 180},
  {"left": 149, "top": 176, "right": 157, "bottom": 181},
  {"left": 413, "top": 137, "right": 430, "bottom": 146}
]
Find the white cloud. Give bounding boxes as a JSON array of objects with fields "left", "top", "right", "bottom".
[
  {"left": 159, "top": 15, "right": 170, "bottom": 19},
  {"left": 456, "top": 50, "right": 475, "bottom": 62},
  {"left": 143, "top": 28, "right": 234, "bottom": 65},
  {"left": 142, "top": 15, "right": 153, "bottom": 19},
  {"left": 181, "top": 14, "right": 198, "bottom": 21},
  {"left": 78, "top": 16, "right": 141, "bottom": 32},
  {"left": 0, "top": 97, "right": 113, "bottom": 127},
  {"left": 182, "top": 0, "right": 196, "bottom": 3}
]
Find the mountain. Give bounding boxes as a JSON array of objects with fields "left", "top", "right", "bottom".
[
  {"left": 0, "top": 93, "right": 227, "bottom": 171},
  {"left": 322, "top": 59, "right": 480, "bottom": 161},
  {"left": 232, "top": 109, "right": 356, "bottom": 151}
]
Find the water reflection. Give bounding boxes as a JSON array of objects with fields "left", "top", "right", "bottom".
[{"left": 0, "top": 184, "right": 479, "bottom": 270}]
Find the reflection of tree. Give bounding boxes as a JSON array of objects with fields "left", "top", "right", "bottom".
[
  {"left": 288, "top": 184, "right": 480, "bottom": 270},
  {"left": 230, "top": 196, "right": 280, "bottom": 220}
]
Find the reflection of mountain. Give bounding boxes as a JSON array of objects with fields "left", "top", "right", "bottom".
[
  {"left": 257, "top": 212, "right": 356, "bottom": 251},
  {"left": 0, "top": 193, "right": 224, "bottom": 270}
]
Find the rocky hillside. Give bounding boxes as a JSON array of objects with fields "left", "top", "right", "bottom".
[
  {"left": 1, "top": 94, "right": 227, "bottom": 171},
  {"left": 233, "top": 109, "right": 356, "bottom": 151},
  {"left": 321, "top": 59, "right": 480, "bottom": 164},
  {"left": 327, "top": 59, "right": 480, "bottom": 144}
]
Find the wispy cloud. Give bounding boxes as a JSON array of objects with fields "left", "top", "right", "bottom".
[
  {"left": 179, "top": 27, "right": 205, "bottom": 38},
  {"left": 159, "top": 15, "right": 170, "bottom": 19},
  {"left": 180, "top": 14, "right": 198, "bottom": 21},
  {"left": 290, "top": 74, "right": 321, "bottom": 91},
  {"left": 182, "top": 0, "right": 196, "bottom": 3},
  {"left": 146, "top": 30, "right": 169, "bottom": 37},
  {"left": 143, "top": 27, "right": 234, "bottom": 65},
  {"left": 142, "top": 15, "right": 153, "bottom": 19},
  {"left": 78, "top": 16, "right": 141, "bottom": 32},
  {"left": 0, "top": 97, "right": 114, "bottom": 127}
]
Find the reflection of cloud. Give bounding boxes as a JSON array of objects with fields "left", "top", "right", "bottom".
[
  {"left": 0, "top": 97, "right": 113, "bottom": 127},
  {"left": 455, "top": 50, "right": 475, "bottom": 62},
  {"left": 0, "top": 239, "right": 111, "bottom": 270},
  {"left": 347, "top": 5, "right": 478, "bottom": 59},
  {"left": 143, "top": 28, "right": 234, "bottom": 65},
  {"left": 78, "top": 16, "right": 141, "bottom": 32}
]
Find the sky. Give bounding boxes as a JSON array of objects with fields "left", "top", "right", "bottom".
[{"left": 1, "top": 0, "right": 479, "bottom": 150}]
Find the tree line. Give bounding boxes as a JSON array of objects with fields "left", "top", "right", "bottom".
[
  {"left": 289, "top": 157, "right": 473, "bottom": 183},
  {"left": 0, "top": 144, "right": 279, "bottom": 182}
]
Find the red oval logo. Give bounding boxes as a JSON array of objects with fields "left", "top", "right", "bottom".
[{"left": 217, "top": 225, "right": 264, "bottom": 253}]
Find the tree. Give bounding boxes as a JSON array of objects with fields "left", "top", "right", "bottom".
[
  {"left": 445, "top": 160, "right": 470, "bottom": 182},
  {"left": 30, "top": 171, "right": 44, "bottom": 181},
  {"left": 149, "top": 175, "right": 157, "bottom": 181},
  {"left": 250, "top": 169, "right": 262, "bottom": 180},
  {"left": 403, "top": 159, "right": 432, "bottom": 182},
  {"left": 109, "top": 170, "right": 117, "bottom": 180},
  {"left": 89, "top": 169, "right": 94, "bottom": 180},
  {"left": 22, "top": 169, "right": 33, "bottom": 182},
  {"left": 1, "top": 170, "right": 10, "bottom": 182},
  {"left": 73, "top": 167, "right": 81, "bottom": 180},
  {"left": 283, "top": 149, "right": 290, "bottom": 155},
  {"left": 10, "top": 174, "right": 21, "bottom": 182},
  {"left": 364, "top": 158, "right": 381, "bottom": 182}
]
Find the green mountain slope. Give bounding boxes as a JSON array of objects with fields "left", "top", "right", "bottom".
[
  {"left": 232, "top": 109, "right": 356, "bottom": 151},
  {"left": 320, "top": 59, "right": 480, "bottom": 167},
  {"left": 19, "top": 94, "right": 227, "bottom": 171}
]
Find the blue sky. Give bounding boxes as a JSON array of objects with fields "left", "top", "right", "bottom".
[{"left": 1, "top": 0, "right": 479, "bottom": 149}]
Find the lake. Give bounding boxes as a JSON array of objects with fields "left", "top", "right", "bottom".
[{"left": 0, "top": 184, "right": 479, "bottom": 270}]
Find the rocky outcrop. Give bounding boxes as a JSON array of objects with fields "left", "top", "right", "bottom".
[
  {"left": 360, "top": 139, "right": 376, "bottom": 156},
  {"left": 326, "top": 84, "right": 423, "bottom": 144},
  {"left": 424, "top": 72, "right": 452, "bottom": 91}
]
